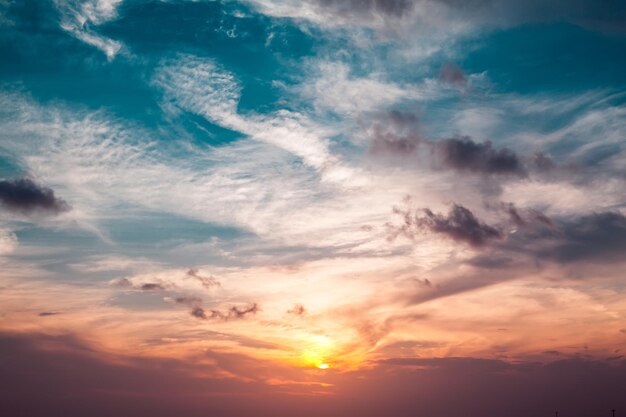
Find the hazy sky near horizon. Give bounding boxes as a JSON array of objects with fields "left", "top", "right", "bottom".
[{"left": 1, "top": 1, "right": 626, "bottom": 416}]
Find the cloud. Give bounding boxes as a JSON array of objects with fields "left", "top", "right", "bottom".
[
  {"left": 108, "top": 278, "right": 172, "bottom": 292},
  {"left": 2, "top": 331, "right": 626, "bottom": 417},
  {"left": 153, "top": 54, "right": 353, "bottom": 182},
  {"left": 38, "top": 311, "right": 60, "bottom": 317},
  {"left": 0, "top": 331, "right": 298, "bottom": 417},
  {"left": 245, "top": 0, "right": 419, "bottom": 30},
  {"left": 527, "top": 211, "right": 626, "bottom": 263},
  {"left": 297, "top": 62, "right": 413, "bottom": 117},
  {"left": 0, "top": 229, "right": 17, "bottom": 256},
  {"left": 186, "top": 268, "right": 221, "bottom": 289},
  {"left": 389, "top": 203, "right": 503, "bottom": 247},
  {"left": 140, "top": 283, "right": 166, "bottom": 291},
  {"left": 191, "top": 303, "right": 260, "bottom": 321},
  {"left": 287, "top": 304, "right": 306, "bottom": 316},
  {"left": 367, "top": 113, "right": 537, "bottom": 178},
  {"left": 435, "top": 137, "right": 526, "bottom": 177},
  {"left": 174, "top": 296, "right": 203, "bottom": 306},
  {"left": 53, "top": 0, "right": 123, "bottom": 60},
  {"left": 438, "top": 62, "right": 467, "bottom": 88},
  {"left": 248, "top": 0, "right": 626, "bottom": 36},
  {"left": 191, "top": 306, "right": 208, "bottom": 319},
  {"left": 368, "top": 128, "right": 421, "bottom": 156},
  {"left": 109, "top": 278, "right": 132, "bottom": 288},
  {"left": 391, "top": 196, "right": 625, "bottom": 266},
  {"left": 0, "top": 178, "right": 70, "bottom": 215},
  {"left": 313, "top": 0, "right": 414, "bottom": 18}
]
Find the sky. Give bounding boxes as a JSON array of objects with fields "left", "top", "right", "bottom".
[{"left": 1, "top": 1, "right": 626, "bottom": 416}]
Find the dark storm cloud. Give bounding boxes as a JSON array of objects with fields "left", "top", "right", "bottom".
[
  {"left": 390, "top": 197, "right": 625, "bottom": 276},
  {"left": 0, "top": 178, "right": 70, "bottom": 215},
  {"left": 461, "top": 209, "right": 626, "bottom": 270},
  {"left": 186, "top": 268, "right": 221, "bottom": 288},
  {"left": 435, "top": 137, "right": 526, "bottom": 176},
  {"left": 530, "top": 211, "right": 626, "bottom": 263},
  {"left": 389, "top": 204, "right": 503, "bottom": 247},
  {"left": 191, "top": 303, "right": 260, "bottom": 321}
]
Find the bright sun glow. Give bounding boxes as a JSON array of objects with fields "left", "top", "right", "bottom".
[{"left": 299, "top": 335, "right": 335, "bottom": 369}]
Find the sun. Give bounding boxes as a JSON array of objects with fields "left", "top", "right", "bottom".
[{"left": 300, "top": 335, "right": 335, "bottom": 369}]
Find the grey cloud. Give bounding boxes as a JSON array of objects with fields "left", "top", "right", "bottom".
[
  {"left": 38, "top": 311, "right": 60, "bottom": 317},
  {"left": 140, "top": 283, "right": 166, "bottom": 291},
  {"left": 368, "top": 113, "right": 539, "bottom": 178},
  {"left": 109, "top": 278, "right": 176, "bottom": 292},
  {"left": 466, "top": 255, "right": 514, "bottom": 269},
  {"left": 191, "top": 303, "right": 260, "bottom": 321},
  {"left": 0, "top": 178, "right": 70, "bottom": 215},
  {"left": 435, "top": 137, "right": 526, "bottom": 177},
  {"left": 369, "top": 129, "right": 421, "bottom": 156},
  {"left": 528, "top": 152, "right": 558, "bottom": 172},
  {"left": 389, "top": 199, "right": 626, "bottom": 266},
  {"left": 531, "top": 211, "right": 626, "bottom": 263},
  {"left": 191, "top": 306, "right": 208, "bottom": 319},
  {"left": 439, "top": 62, "right": 467, "bottom": 88},
  {"left": 388, "top": 110, "right": 419, "bottom": 128},
  {"left": 174, "top": 296, "right": 202, "bottom": 305},
  {"left": 500, "top": 202, "right": 555, "bottom": 229},
  {"left": 186, "top": 268, "right": 221, "bottom": 288},
  {"left": 465, "top": 210, "right": 626, "bottom": 268},
  {"left": 390, "top": 204, "right": 503, "bottom": 247}
]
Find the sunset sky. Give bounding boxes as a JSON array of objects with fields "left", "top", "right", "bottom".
[{"left": 1, "top": 1, "right": 626, "bottom": 416}]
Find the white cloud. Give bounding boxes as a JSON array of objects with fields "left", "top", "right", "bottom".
[
  {"left": 298, "top": 62, "right": 411, "bottom": 117},
  {"left": 153, "top": 54, "right": 361, "bottom": 184},
  {"left": 54, "top": 0, "right": 124, "bottom": 60}
]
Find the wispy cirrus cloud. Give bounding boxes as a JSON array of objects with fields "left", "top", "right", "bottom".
[
  {"left": 153, "top": 54, "right": 354, "bottom": 182},
  {"left": 53, "top": 0, "right": 124, "bottom": 60}
]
